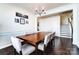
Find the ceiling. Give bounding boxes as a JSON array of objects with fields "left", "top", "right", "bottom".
[{"left": 11, "top": 3, "right": 68, "bottom": 13}]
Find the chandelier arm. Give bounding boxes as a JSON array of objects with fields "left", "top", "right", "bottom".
[{"left": 35, "top": 7, "right": 46, "bottom": 16}]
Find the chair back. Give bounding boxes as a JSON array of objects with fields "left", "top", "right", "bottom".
[
  {"left": 50, "top": 32, "right": 55, "bottom": 40},
  {"left": 11, "top": 36, "right": 21, "bottom": 53},
  {"left": 44, "top": 33, "right": 52, "bottom": 46}
]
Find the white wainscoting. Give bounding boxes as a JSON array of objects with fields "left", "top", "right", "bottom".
[{"left": 0, "top": 31, "right": 30, "bottom": 49}]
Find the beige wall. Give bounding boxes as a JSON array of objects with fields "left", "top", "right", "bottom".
[
  {"left": 60, "top": 12, "right": 72, "bottom": 25},
  {"left": 60, "top": 12, "right": 72, "bottom": 38}
]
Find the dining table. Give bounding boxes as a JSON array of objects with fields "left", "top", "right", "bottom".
[
  {"left": 17, "top": 32, "right": 52, "bottom": 46},
  {"left": 17, "top": 32, "right": 55, "bottom": 54}
]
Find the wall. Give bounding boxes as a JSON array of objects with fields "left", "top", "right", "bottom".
[
  {"left": 76, "top": 4, "right": 79, "bottom": 48},
  {"left": 47, "top": 4, "right": 79, "bottom": 48},
  {"left": 0, "top": 4, "right": 37, "bottom": 49},
  {"left": 60, "top": 12, "right": 72, "bottom": 38},
  {"left": 38, "top": 15, "right": 60, "bottom": 36},
  {"left": 38, "top": 4, "right": 79, "bottom": 48},
  {"left": 60, "top": 12, "right": 72, "bottom": 25},
  {"left": 73, "top": 4, "right": 79, "bottom": 48},
  {"left": 0, "top": 3, "right": 79, "bottom": 49}
]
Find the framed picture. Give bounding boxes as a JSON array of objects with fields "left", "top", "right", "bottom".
[
  {"left": 26, "top": 20, "right": 29, "bottom": 24},
  {"left": 15, "top": 18, "right": 19, "bottom": 23},
  {"left": 20, "top": 18, "right": 25, "bottom": 24},
  {"left": 23, "top": 15, "right": 28, "bottom": 19},
  {"left": 16, "top": 12, "right": 22, "bottom": 17},
  {"left": 37, "top": 22, "right": 39, "bottom": 26},
  {"left": 16, "top": 12, "right": 28, "bottom": 19}
]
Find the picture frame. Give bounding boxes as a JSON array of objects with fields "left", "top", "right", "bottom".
[
  {"left": 37, "top": 22, "right": 39, "bottom": 26},
  {"left": 20, "top": 18, "right": 25, "bottom": 24},
  {"left": 26, "top": 20, "right": 29, "bottom": 24},
  {"left": 23, "top": 15, "right": 28, "bottom": 19},
  {"left": 16, "top": 12, "right": 28, "bottom": 19},
  {"left": 16, "top": 12, "right": 22, "bottom": 17},
  {"left": 15, "top": 18, "right": 19, "bottom": 23}
]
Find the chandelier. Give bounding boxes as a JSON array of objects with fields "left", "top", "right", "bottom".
[{"left": 35, "top": 7, "right": 46, "bottom": 16}]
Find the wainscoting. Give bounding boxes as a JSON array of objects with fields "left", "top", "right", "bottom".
[{"left": 0, "top": 31, "right": 30, "bottom": 49}]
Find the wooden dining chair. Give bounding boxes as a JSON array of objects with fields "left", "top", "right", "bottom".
[
  {"left": 11, "top": 36, "right": 35, "bottom": 55},
  {"left": 37, "top": 33, "right": 53, "bottom": 54}
]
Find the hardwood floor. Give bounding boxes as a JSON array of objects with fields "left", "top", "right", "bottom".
[{"left": 0, "top": 37, "right": 79, "bottom": 55}]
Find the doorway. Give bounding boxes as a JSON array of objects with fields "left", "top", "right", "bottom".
[{"left": 60, "top": 11, "right": 73, "bottom": 39}]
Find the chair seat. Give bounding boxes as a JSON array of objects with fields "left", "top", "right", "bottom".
[
  {"left": 38, "top": 42, "right": 44, "bottom": 51},
  {"left": 20, "top": 40, "right": 24, "bottom": 42},
  {"left": 22, "top": 44, "right": 35, "bottom": 55}
]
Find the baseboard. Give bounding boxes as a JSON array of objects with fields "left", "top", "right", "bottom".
[
  {"left": 55, "top": 36, "right": 72, "bottom": 39},
  {"left": 73, "top": 44, "right": 79, "bottom": 51},
  {"left": 75, "top": 44, "right": 79, "bottom": 49},
  {"left": 55, "top": 36, "right": 60, "bottom": 38},
  {"left": 60, "top": 36, "right": 72, "bottom": 39},
  {"left": 0, "top": 44, "right": 12, "bottom": 49}
]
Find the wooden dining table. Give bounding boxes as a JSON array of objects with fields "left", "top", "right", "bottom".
[
  {"left": 17, "top": 32, "right": 55, "bottom": 54},
  {"left": 17, "top": 32, "right": 52, "bottom": 46}
]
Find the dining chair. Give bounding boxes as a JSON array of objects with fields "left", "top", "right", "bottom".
[
  {"left": 37, "top": 33, "right": 53, "bottom": 54},
  {"left": 11, "top": 36, "right": 35, "bottom": 55},
  {"left": 50, "top": 32, "right": 55, "bottom": 47}
]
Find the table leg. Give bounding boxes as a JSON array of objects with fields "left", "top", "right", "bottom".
[{"left": 35, "top": 44, "right": 38, "bottom": 55}]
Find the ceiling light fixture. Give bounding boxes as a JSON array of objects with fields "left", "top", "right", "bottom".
[{"left": 35, "top": 7, "right": 46, "bottom": 16}]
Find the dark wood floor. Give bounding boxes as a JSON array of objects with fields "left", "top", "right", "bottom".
[{"left": 0, "top": 37, "right": 79, "bottom": 55}]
